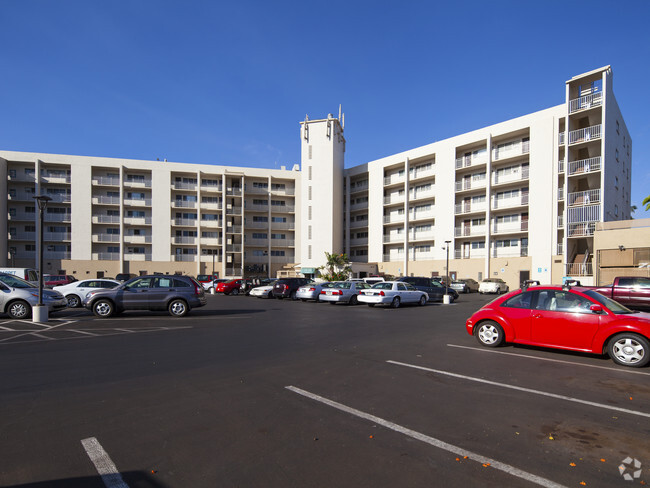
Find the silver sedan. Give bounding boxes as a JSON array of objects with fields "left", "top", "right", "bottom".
[
  {"left": 296, "top": 282, "right": 335, "bottom": 302},
  {"left": 319, "top": 281, "right": 371, "bottom": 305},
  {"left": 358, "top": 281, "right": 429, "bottom": 308}
]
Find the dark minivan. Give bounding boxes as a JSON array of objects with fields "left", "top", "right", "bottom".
[
  {"left": 272, "top": 277, "right": 310, "bottom": 300},
  {"left": 84, "top": 275, "right": 206, "bottom": 318},
  {"left": 396, "top": 276, "right": 459, "bottom": 302}
]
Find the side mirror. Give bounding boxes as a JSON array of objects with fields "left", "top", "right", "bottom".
[{"left": 590, "top": 304, "right": 603, "bottom": 313}]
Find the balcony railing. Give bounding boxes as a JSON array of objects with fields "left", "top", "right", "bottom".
[
  {"left": 568, "top": 124, "right": 601, "bottom": 145},
  {"left": 491, "top": 246, "right": 528, "bottom": 258},
  {"left": 491, "top": 195, "right": 529, "bottom": 210},
  {"left": 568, "top": 157, "right": 601, "bottom": 176},
  {"left": 172, "top": 236, "right": 197, "bottom": 244},
  {"left": 558, "top": 187, "right": 564, "bottom": 201},
  {"left": 455, "top": 202, "right": 487, "bottom": 215},
  {"left": 567, "top": 189, "right": 600, "bottom": 206},
  {"left": 93, "top": 196, "right": 120, "bottom": 205},
  {"left": 172, "top": 200, "right": 197, "bottom": 208},
  {"left": 567, "top": 222, "right": 596, "bottom": 237},
  {"left": 558, "top": 160, "right": 565, "bottom": 173},
  {"left": 455, "top": 249, "right": 487, "bottom": 259},
  {"left": 93, "top": 215, "right": 121, "bottom": 224},
  {"left": 384, "top": 174, "right": 405, "bottom": 186},
  {"left": 491, "top": 222, "right": 528, "bottom": 234},
  {"left": 492, "top": 168, "right": 529, "bottom": 186},
  {"left": 173, "top": 254, "right": 197, "bottom": 262},
  {"left": 559, "top": 132, "right": 565, "bottom": 145},
  {"left": 93, "top": 234, "right": 121, "bottom": 243},
  {"left": 92, "top": 252, "right": 120, "bottom": 261},
  {"left": 565, "top": 262, "right": 593, "bottom": 276},
  {"left": 558, "top": 215, "right": 564, "bottom": 228},
  {"left": 172, "top": 182, "right": 198, "bottom": 190},
  {"left": 455, "top": 155, "right": 487, "bottom": 169},
  {"left": 123, "top": 178, "right": 152, "bottom": 188},
  {"left": 349, "top": 181, "right": 369, "bottom": 193},
  {"left": 454, "top": 225, "right": 486, "bottom": 237},
  {"left": 92, "top": 176, "right": 120, "bottom": 186},
  {"left": 455, "top": 179, "right": 487, "bottom": 192},
  {"left": 569, "top": 92, "right": 602, "bottom": 113}
]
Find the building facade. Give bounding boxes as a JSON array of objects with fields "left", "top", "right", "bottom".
[{"left": 1, "top": 66, "right": 632, "bottom": 287}]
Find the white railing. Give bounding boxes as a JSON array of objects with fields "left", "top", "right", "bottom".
[
  {"left": 491, "top": 195, "right": 529, "bottom": 210},
  {"left": 455, "top": 201, "right": 487, "bottom": 215},
  {"left": 383, "top": 234, "right": 404, "bottom": 243},
  {"left": 384, "top": 195, "right": 405, "bottom": 205},
  {"left": 565, "top": 262, "right": 593, "bottom": 276},
  {"left": 558, "top": 187, "right": 564, "bottom": 201},
  {"left": 92, "top": 215, "right": 121, "bottom": 224},
  {"left": 455, "top": 249, "right": 487, "bottom": 259},
  {"left": 559, "top": 132, "right": 565, "bottom": 145},
  {"left": 492, "top": 140, "right": 529, "bottom": 161},
  {"left": 226, "top": 244, "right": 242, "bottom": 252},
  {"left": 172, "top": 200, "right": 197, "bottom": 208},
  {"left": 568, "top": 124, "right": 601, "bottom": 145},
  {"left": 384, "top": 174, "right": 405, "bottom": 186},
  {"left": 123, "top": 179, "right": 152, "bottom": 188},
  {"left": 225, "top": 206, "right": 243, "bottom": 214},
  {"left": 92, "top": 176, "right": 120, "bottom": 186},
  {"left": 409, "top": 188, "right": 435, "bottom": 201},
  {"left": 172, "top": 182, "right": 198, "bottom": 190},
  {"left": 173, "top": 254, "right": 197, "bottom": 262},
  {"left": 44, "top": 232, "right": 72, "bottom": 241},
  {"left": 569, "top": 92, "right": 602, "bottom": 113},
  {"left": 124, "top": 235, "right": 152, "bottom": 244},
  {"left": 568, "top": 156, "right": 601, "bottom": 175},
  {"left": 271, "top": 222, "right": 295, "bottom": 230},
  {"left": 567, "top": 204, "right": 600, "bottom": 225},
  {"left": 44, "top": 214, "right": 71, "bottom": 222},
  {"left": 172, "top": 236, "right": 197, "bottom": 244},
  {"left": 567, "top": 222, "right": 596, "bottom": 237},
  {"left": 567, "top": 189, "right": 600, "bottom": 206},
  {"left": 455, "top": 155, "right": 487, "bottom": 169},
  {"left": 124, "top": 217, "right": 152, "bottom": 225},
  {"left": 173, "top": 218, "right": 197, "bottom": 226},
  {"left": 225, "top": 225, "right": 242, "bottom": 233},
  {"left": 200, "top": 238, "right": 222, "bottom": 246},
  {"left": 455, "top": 225, "right": 486, "bottom": 237},
  {"left": 455, "top": 179, "right": 487, "bottom": 192},
  {"left": 93, "top": 196, "right": 120, "bottom": 205},
  {"left": 491, "top": 222, "right": 528, "bottom": 234},
  {"left": 491, "top": 246, "right": 528, "bottom": 258},
  {"left": 558, "top": 215, "right": 564, "bottom": 228},
  {"left": 225, "top": 188, "right": 242, "bottom": 196},
  {"left": 124, "top": 198, "right": 151, "bottom": 207},
  {"left": 492, "top": 168, "right": 529, "bottom": 185},
  {"left": 92, "top": 253, "right": 120, "bottom": 261},
  {"left": 124, "top": 253, "right": 152, "bottom": 262},
  {"left": 557, "top": 242, "right": 563, "bottom": 255},
  {"left": 558, "top": 160, "right": 565, "bottom": 173},
  {"left": 201, "top": 184, "right": 223, "bottom": 192},
  {"left": 93, "top": 234, "right": 121, "bottom": 243},
  {"left": 409, "top": 231, "right": 436, "bottom": 241}
]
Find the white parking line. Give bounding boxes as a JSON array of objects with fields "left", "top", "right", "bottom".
[
  {"left": 286, "top": 385, "right": 568, "bottom": 488},
  {"left": 387, "top": 360, "right": 650, "bottom": 419},
  {"left": 447, "top": 344, "right": 650, "bottom": 376},
  {"left": 81, "top": 437, "right": 129, "bottom": 488}
]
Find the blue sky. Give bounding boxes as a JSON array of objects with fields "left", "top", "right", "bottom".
[{"left": 2, "top": 0, "right": 649, "bottom": 213}]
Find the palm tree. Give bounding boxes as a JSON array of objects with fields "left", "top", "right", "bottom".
[
  {"left": 643, "top": 195, "right": 650, "bottom": 212},
  {"left": 319, "top": 252, "right": 351, "bottom": 281}
]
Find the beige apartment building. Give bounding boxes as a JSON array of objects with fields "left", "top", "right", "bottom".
[{"left": 1, "top": 66, "right": 632, "bottom": 287}]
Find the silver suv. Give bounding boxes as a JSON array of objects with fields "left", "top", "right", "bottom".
[
  {"left": 84, "top": 275, "right": 207, "bottom": 318},
  {"left": 0, "top": 272, "right": 67, "bottom": 319}
]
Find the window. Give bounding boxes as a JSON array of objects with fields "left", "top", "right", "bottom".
[
  {"left": 271, "top": 216, "right": 286, "bottom": 223},
  {"left": 271, "top": 200, "right": 286, "bottom": 206},
  {"left": 253, "top": 199, "right": 268, "bottom": 206},
  {"left": 126, "top": 174, "right": 145, "bottom": 183},
  {"left": 503, "top": 291, "right": 533, "bottom": 309},
  {"left": 253, "top": 216, "right": 268, "bottom": 222},
  {"left": 472, "top": 241, "right": 486, "bottom": 249},
  {"left": 252, "top": 233, "right": 267, "bottom": 239},
  {"left": 271, "top": 233, "right": 285, "bottom": 240},
  {"left": 270, "top": 250, "right": 285, "bottom": 257},
  {"left": 253, "top": 181, "right": 268, "bottom": 189}
]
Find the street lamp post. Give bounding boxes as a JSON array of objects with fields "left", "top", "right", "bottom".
[
  {"left": 33, "top": 195, "right": 52, "bottom": 322},
  {"left": 444, "top": 240, "right": 451, "bottom": 304}
]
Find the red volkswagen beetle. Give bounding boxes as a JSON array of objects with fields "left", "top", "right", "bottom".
[
  {"left": 216, "top": 279, "right": 242, "bottom": 295},
  {"left": 466, "top": 281, "right": 650, "bottom": 367}
]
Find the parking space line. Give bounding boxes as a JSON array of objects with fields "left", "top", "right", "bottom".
[
  {"left": 447, "top": 344, "right": 650, "bottom": 377},
  {"left": 286, "top": 385, "right": 568, "bottom": 488},
  {"left": 81, "top": 437, "right": 129, "bottom": 488},
  {"left": 387, "top": 360, "right": 650, "bottom": 419}
]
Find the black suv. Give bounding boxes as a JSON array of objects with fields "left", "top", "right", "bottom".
[
  {"left": 84, "top": 275, "right": 207, "bottom": 317},
  {"left": 396, "top": 277, "right": 459, "bottom": 302},
  {"left": 272, "top": 277, "right": 310, "bottom": 300}
]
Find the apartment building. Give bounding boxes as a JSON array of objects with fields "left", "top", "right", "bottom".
[
  {"left": 1, "top": 66, "right": 632, "bottom": 286},
  {"left": 301, "top": 66, "right": 631, "bottom": 286},
  {"left": 0, "top": 153, "right": 300, "bottom": 279}
]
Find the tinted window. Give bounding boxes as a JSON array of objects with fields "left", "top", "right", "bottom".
[
  {"left": 502, "top": 291, "right": 533, "bottom": 309},
  {"left": 174, "top": 278, "right": 191, "bottom": 288},
  {"left": 0, "top": 274, "right": 35, "bottom": 288},
  {"left": 537, "top": 290, "right": 592, "bottom": 313},
  {"left": 128, "top": 278, "right": 153, "bottom": 289}
]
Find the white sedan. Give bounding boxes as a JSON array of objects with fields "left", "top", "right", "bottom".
[
  {"left": 358, "top": 281, "right": 429, "bottom": 308},
  {"left": 53, "top": 279, "right": 121, "bottom": 308},
  {"left": 249, "top": 281, "right": 277, "bottom": 299}
]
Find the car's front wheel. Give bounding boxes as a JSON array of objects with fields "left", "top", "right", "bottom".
[
  {"left": 168, "top": 299, "right": 189, "bottom": 317},
  {"left": 475, "top": 320, "right": 504, "bottom": 347},
  {"left": 7, "top": 300, "right": 31, "bottom": 319},
  {"left": 608, "top": 333, "right": 649, "bottom": 368},
  {"left": 66, "top": 294, "right": 81, "bottom": 308},
  {"left": 93, "top": 299, "right": 114, "bottom": 318}
]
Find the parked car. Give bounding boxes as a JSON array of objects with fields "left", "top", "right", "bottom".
[
  {"left": 53, "top": 278, "right": 121, "bottom": 308},
  {"left": 0, "top": 272, "right": 67, "bottom": 319},
  {"left": 578, "top": 277, "right": 650, "bottom": 311},
  {"left": 196, "top": 274, "right": 220, "bottom": 285},
  {"left": 272, "top": 278, "right": 311, "bottom": 300},
  {"left": 358, "top": 281, "right": 429, "bottom": 308},
  {"left": 451, "top": 278, "right": 480, "bottom": 294},
  {"left": 44, "top": 274, "right": 77, "bottom": 287},
  {"left": 84, "top": 275, "right": 206, "bottom": 318},
  {"left": 203, "top": 278, "right": 228, "bottom": 293},
  {"left": 249, "top": 280, "right": 278, "bottom": 299},
  {"left": 115, "top": 273, "right": 137, "bottom": 282},
  {"left": 0, "top": 268, "right": 39, "bottom": 284},
  {"left": 479, "top": 278, "right": 509, "bottom": 294},
  {"left": 466, "top": 281, "right": 650, "bottom": 368},
  {"left": 216, "top": 279, "right": 242, "bottom": 295},
  {"left": 396, "top": 276, "right": 459, "bottom": 302},
  {"left": 319, "top": 281, "right": 371, "bottom": 305},
  {"left": 297, "top": 282, "right": 335, "bottom": 302}
]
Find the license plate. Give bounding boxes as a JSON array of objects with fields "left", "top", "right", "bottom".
[{"left": 326, "top": 291, "right": 333, "bottom": 295}]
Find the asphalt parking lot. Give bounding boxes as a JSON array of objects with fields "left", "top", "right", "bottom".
[{"left": 1, "top": 293, "right": 649, "bottom": 488}]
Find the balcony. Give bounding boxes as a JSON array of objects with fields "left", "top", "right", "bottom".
[
  {"left": 172, "top": 218, "right": 197, "bottom": 226},
  {"left": 92, "top": 196, "right": 120, "bottom": 205},
  {"left": 558, "top": 187, "right": 564, "bottom": 201},
  {"left": 225, "top": 206, "right": 243, "bottom": 215},
  {"left": 409, "top": 165, "right": 436, "bottom": 181},
  {"left": 124, "top": 216, "right": 152, "bottom": 225},
  {"left": 271, "top": 222, "right": 295, "bottom": 230},
  {"left": 45, "top": 232, "right": 72, "bottom": 241},
  {"left": 173, "top": 254, "right": 197, "bottom": 262},
  {"left": 409, "top": 230, "right": 436, "bottom": 241},
  {"left": 455, "top": 249, "right": 487, "bottom": 260},
  {"left": 384, "top": 173, "right": 405, "bottom": 186},
  {"left": 455, "top": 225, "right": 486, "bottom": 237},
  {"left": 492, "top": 167, "right": 529, "bottom": 186},
  {"left": 567, "top": 222, "right": 596, "bottom": 237},
  {"left": 455, "top": 154, "right": 487, "bottom": 169},
  {"left": 172, "top": 181, "right": 198, "bottom": 190},
  {"left": 568, "top": 124, "right": 601, "bottom": 145},
  {"left": 172, "top": 200, "right": 197, "bottom": 209},
  {"left": 350, "top": 220, "right": 369, "bottom": 229},
  {"left": 383, "top": 234, "right": 404, "bottom": 244},
  {"left": 226, "top": 244, "right": 243, "bottom": 252},
  {"left": 568, "top": 156, "right": 601, "bottom": 176},
  {"left": 92, "top": 176, "right": 120, "bottom": 186},
  {"left": 124, "top": 198, "right": 151, "bottom": 207},
  {"left": 455, "top": 179, "right": 486, "bottom": 192},
  {"left": 558, "top": 215, "right": 564, "bottom": 228},
  {"left": 559, "top": 132, "right": 565, "bottom": 145},
  {"left": 172, "top": 236, "right": 197, "bottom": 245},
  {"left": 225, "top": 225, "right": 242, "bottom": 233},
  {"left": 270, "top": 239, "right": 295, "bottom": 247},
  {"left": 245, "top": 203, "right": 269, "bottom": 212},
  {"left": 93, "top": 234, "right": 121, "bottom": 243},
  {"left": 568, "top": 92, "right": 603, "bottom": 114},
  {"left": 201, "top": 183, "right": 223, "bottom": 192},
  {"left": 200, "top": 237, "right": 222, "bottom": 246},
  {"left": 44, "top": 213, "right": 71, "bottom": 223},
  {"left": 567, "top": 189, "right": 600, "bottom": 206},
  {"left": 454, "top": 201, "right": 487, "bottom": 215},
  {"left": 491, "top": 221, "right": 528, "bottom": 235},
  {"left": 349, "top": 238, "right": 368, "bottom": 247},
  {"left": 225, "top": 188, "right": 242, "bottom": 196},
  {"left": 123, "top": 178, "right": 152, "bottom": 188},
  {"left": 491, "top": 195, "right": 529, "bottom": 210},
  {"left": 491, "top": 246, "right": 528, "bottom": 258},
  {"left": 124, "top": 235, "right": 152, "bottom": 244},
  {"left": 92, "top": 252, "right": 120, "bottom": 261},
  {"left": 492, "top": 140, "right": 529, "bottom": 161},
  {"left": 92, "top": 215, "right": 121, "bottom": 224},
  {"left": 558, "top": 160, "right": 565, "bottom": 173},
  {"left": 565, "top": 262, "right": 593, "bottom": 276},
  {"left": 40, "top": 173, "right": 70, "bottom": 184},
  {"left": 124, "top": 253, "right": 151, "bottom": 262},
  {"left": 8, "top": 172, "right": 36, "bottom": 182}
]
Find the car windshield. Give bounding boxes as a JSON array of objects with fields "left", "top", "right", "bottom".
[
  {"left": 0, "top": 274, "right": 36, "bottom": 289},
  {"left": 583, "top": 290, "right": 637, "bottom": 314}
]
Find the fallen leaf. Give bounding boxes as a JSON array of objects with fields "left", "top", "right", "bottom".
[
  {"left": 580, "top": 482, "right": 586, "bottom": 486},
  {"left": 600, "top": 459, "right": 606, "bottom": 463},
  {"left": 570, "top": 463, "right": 576, "bottom": 467},
  {"left": 482, "top": 463, "right": 491, "bottom": 468},
  {"left": 548, "top": 436, "right": 554, "bottom": 440}
]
